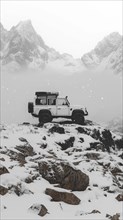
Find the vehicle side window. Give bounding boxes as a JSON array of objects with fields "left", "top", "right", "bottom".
[
  {"left": 35, "top": 97, "right": 47, "bottom": 105},
  {"left": 48, "top": 99, "right": 56, "bottom": 105},
  {"left": 58, "top": 99, "right": 67, "bottom": 106}
]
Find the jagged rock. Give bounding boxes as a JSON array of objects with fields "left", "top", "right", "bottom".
[
  {"left": 49, "top": 124, "right": 65, "bottom": 134},
  {"left": 0, "top": 165, "right": 9, "bottom": 175},
  {"left": 85, "top": 152, "right": 100, "bottom": 160},
  {"left": 0, "top": 185, "right": 8, "bottom": 195},
  {"left": 106, "top": 213, "right": 120, "bottom": 220},
  {"left": 100, "top": 129, "right": 114, "bottom": 151},
  {"left": 8, "top": 183, "right": 33, "bottom": 196},
  {"left": 45, "top": 188, "right": 81, "bottom": 205},
  {"left": 111, "top": 214, "right": 120, "bottom": 220},
  {"left": 90, "top": 209, "right": 101, "bottom": 214},
  {"left": 8, "top": 150, "right": 26, "bottom": 166},
  {"left": 38, "top": 161, "right": 89, "bottom": 191},
  {"left": 111, "top": 167, "right": 122, "bottom": 175},
  {"left": 115, "top": 194, "right": 123, "bottom": 201},
  {"left": 29, "top": 204, "right": 48, "bottom": 217},
  {"left": 115, "top": 138, "right": 123, "bottom": 150},
  {"left": 15, "top": 144, "right": 35, "bottom": 157},
  {"left": 57, "top": 137, "right": 75, "bottom": 150},
  {"left": 90, "top": 142, "right": 105, "bottom": 151},
  {"left": 38, "top": 205, "right": 48, "bottom": 217}
]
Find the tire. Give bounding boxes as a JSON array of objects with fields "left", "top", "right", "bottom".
[
  {"left": 39, "top": 112, "right": 52, "bottom": 124},
  {"left": 72, "top": 113, "right": 85, "bottom": 125}
]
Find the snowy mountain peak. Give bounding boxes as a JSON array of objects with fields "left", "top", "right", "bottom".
[
  {"left": 81, "top": 32, "right": 123, "bottom": 74},
  {"left": 15, "top": 20, "right": 36, "bottom": 37}
]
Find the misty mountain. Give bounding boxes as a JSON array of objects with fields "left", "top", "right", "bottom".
[
  {"left": 81, "top": 32, "right": 122, "bottom": 74},
  {"left": 0, "top": 20, "right": 122, "bottom": 74},
  {"left": 0, "top": 20, "right": 82, "bottom": 72},
  {"left": 0, "top": 20, "right": 122, "bottom": 125},
  {"left": 106, "top": 117, "right": 123, "bottom": 135}
]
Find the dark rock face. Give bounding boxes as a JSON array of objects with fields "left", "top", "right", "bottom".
[
  {"left": 15, "top": 144, "right": 35, "bottom": 157},
  {"left": 45, "top": 188, "right": 81, "bottom": 205},
  {"left": 49, "top": 124, "right": 65, "bottom": 134},
  {"left": 77, "top": 127, "right": 115, "bottom": 152},
  {"left": 115, "top": 194, "right": 123, "bottom": 201},
  {"left": 115, "top": 138, "right": 123, "bottom": 150},
  {"left": 29, "top": 204, "right": 48, "bottom": 217},
  {"left": 0, "top": 165, "right": 9, "bottom": 175},
  {"left": 57, "top": 136, "right": 75, "bottom": 150},
  {"left": 0, "top": 185, "right": 8, "bottom": 195},
  {"left": 106, "top": 213, "right": 120, "bottom": 220},
  {"left": 61, "top": 164, "right": 89, "bottom": 191},
  {"left": 38, "top": 161, "right": 89, "bottom": 191},
  {"left": 38, "top": 205, "right": 48, "bottom": 217}
]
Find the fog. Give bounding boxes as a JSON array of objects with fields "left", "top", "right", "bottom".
[{"left": 1, "top": 65, "right": 122, "bottom": 125}]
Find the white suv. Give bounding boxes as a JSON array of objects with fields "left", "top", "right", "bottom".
[{"left": 28, "top": 92, "right": 88, "bottom": 124}]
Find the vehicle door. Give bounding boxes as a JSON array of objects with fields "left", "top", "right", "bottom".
[{"left": 56, "top": 98, "right": 70, "bottom": 116}]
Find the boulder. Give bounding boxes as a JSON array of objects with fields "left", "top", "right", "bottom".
[
  {"left": 29, "top": 204, "right": 48, "bottom": 217},
  {"left": 38, "top": 205, "right": 48, "bottom": 217},
  {"left": 0, "top": 185, "right": 8, "bottom": 195},
  {"left": 49, "top": 124, "right": 65, "bottom": 134},
  {"left": 15, "top": 144, "right": 35, "bottom": 157},
  {"left": 57, "top": 136, "right": 75, "bottom": 150},
  {"left": 115, "top": 194, "right": 123, "bottom": 201},
  {"left": 0, "top": 165, "right": 9, "bottom": 175},
  {"left": 38, "top": 161, "right": 89, "bottom": 191},
  {"left": 45, "top": 188, "right": 81, "bottom": 205}
]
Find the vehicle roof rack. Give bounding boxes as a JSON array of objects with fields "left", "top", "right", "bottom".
[{"left": 35, "top": 92, "right": 59, "bottom": 97}]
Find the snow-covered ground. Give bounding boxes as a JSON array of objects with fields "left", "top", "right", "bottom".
[{"left": 0, "top": 122, "right": 123, "bottom": 219}]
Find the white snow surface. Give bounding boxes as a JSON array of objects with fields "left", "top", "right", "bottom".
[{"left": 0, "top": 122, "right": 123, "bottom": 219}]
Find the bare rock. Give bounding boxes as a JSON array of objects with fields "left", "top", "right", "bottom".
[
  {"left": 57, "top": 136, "right": 75, "bottom": 150},
  {"left": 111, "top": 213, "right": 120, "bottom": 220},
  {"left": 49, "top": 124, "right": 65, "bottom": 134},
  {"left": 90, "top": 209, "right": 101, "bottom": 214},
  {"left": 38, "top": 205, "right": 48, "bottom": 217},
  {"left": 115, "top": 194, "right": 123, "bottom": 201},
  {"left": 29, "top": 204, "right": 48, "bottom": 217},
  {"left": 0, "top": 165, "right": 9, "bottom": 175},
  {"left": 38, "top": 161, "right": 89, "bottom": 191},
  {"left": 61, "top": 164, "right": 89, "bottom": 191},
  {"left": 45, "top": 188, "right": 81, "bottom": 205},
  {"left": 15, "top": 144, "right": 35, "bottom": 157},
  {"left": 106, "top": 213, "right": 120, "bottom": 220},
  {"left": 0, "top": 185, "right": 8, "bottom": 195}
]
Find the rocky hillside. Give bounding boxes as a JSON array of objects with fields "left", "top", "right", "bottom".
[
  {"left": 0, "top": 122, "right": 123, "bottom": 219},
  {"left": 106, "top": 117, "right": 123, "bottom": 136},
  {"left": 0, "top": 20, "right": 82, "bottom": 71},
  {"left": 81, "top": 32, "right": 123, "bottom": 74}
]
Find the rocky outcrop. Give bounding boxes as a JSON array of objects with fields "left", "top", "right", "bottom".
[
  {"left": 0, "top": 165, "right": 9, "bottom": 175},
  {"left": 29, "top": 204, "right": 48, "bottom": 217},
  {"left": 57, "top": 136, "right": 75, "bottom": 150},
  {"left": 15, "top": 144, "right": 36, "bottom": 157},
  {"left": 39, "top": 161, "right": 89, "bottom": 191},
  {"left": 45, "top": 188, "right": 81, "bottom": 205},
  {"left": 115, "top": 194, "right": 123, "bottom": 201},
  {"left": 0, "top": 185, "right": 8, "bottom": 195},
  {"left": 49, "top": 124, "right": 65, "bottom": 134}
]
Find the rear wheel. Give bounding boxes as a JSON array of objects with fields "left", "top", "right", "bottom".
[
  {"left": 39, "top": 113, "right": 52, "bottom": 124},
  {"left": 72, "top": 113, "right": 85, "bottom": 125}
]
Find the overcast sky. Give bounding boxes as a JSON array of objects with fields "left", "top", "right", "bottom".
[{"left": 1, "top": 1, "right": 122, "bottom": 58}]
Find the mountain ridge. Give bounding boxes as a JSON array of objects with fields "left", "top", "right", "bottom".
[{"left": 0, "top": 20, "right": 122, "bottom": 73}]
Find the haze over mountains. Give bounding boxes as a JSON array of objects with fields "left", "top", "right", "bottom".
[
  {"left": 0, "top": 20, "right": 122, "bottom": 127},
  {"left": 0, "top": 20, "right": 122, "bottom": 74}
]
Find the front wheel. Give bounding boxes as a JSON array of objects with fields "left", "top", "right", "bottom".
[
  {"left": 72, "top": 113, "right": 85, "bottom": 125},
  {"left": 39, "top": 113, "right": 52, "bottom": 124}
]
